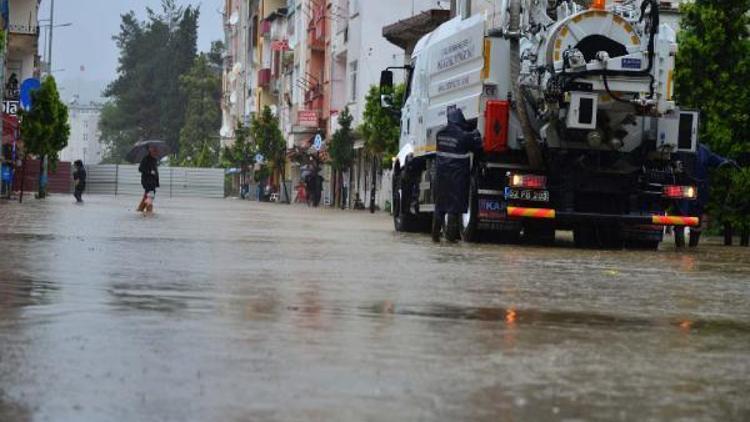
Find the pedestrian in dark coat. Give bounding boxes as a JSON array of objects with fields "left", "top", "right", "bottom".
[
  {"left": 73, "top": 160, "right": 86, "bottom": 203},
  {"left": 433, "top": 108, "right": 484, "bottom": 242},
  {"left": 137, "top": 147, "right": 160, "bottom": 213},
  {"left": 676, "top": 143, "right": 731, "bottom": 247}
]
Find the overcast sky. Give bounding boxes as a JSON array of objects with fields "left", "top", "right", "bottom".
[{"left": 49, "top": 0, "right": 223, "bottom": 100}]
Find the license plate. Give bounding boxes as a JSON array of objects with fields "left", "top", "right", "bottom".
[
  {"left": 478, "top": 198, "right": 505, "bottom": 220},
  {"left": 505, "top": 188, "right": 549, "bottom": 202}
]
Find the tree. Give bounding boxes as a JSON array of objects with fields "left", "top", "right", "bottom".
[
  {"left": 177, "top": 54, "right": 222, "bottom": 167},
  {"left": 329, "top": 107, "right": 355, "bottom": 207},
  {"left": 223, "top": 122, "right": 256, "bottom": 190},
  {"left": 19, "top": 76, "right": 70, "bottom": 198},
  {"left": 252, "top": 106, "right": 288, "bottom": 201},
  {"left": 675, "top": 0, "right": 750, "bottom": 231},
  {"left": 359, "top": 84, "right": 405, "bottom": 168},
  {"left": 207, "top": 40, "right": 225, "bottom": 68},
  {"left": 675, "top": 0, "right": 750, "bottom": 158},
  {"left": 101, "top": 0, "right": 200, "bottom": 162},
  {"left": 359, "top": 84, "right": 404, "bottom": 211}
]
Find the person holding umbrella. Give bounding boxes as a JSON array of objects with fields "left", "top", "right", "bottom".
[{"left": 126, "top": 140, "right": 169, "bottom": 214}]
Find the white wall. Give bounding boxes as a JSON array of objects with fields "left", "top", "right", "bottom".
[
  {"left": 60, "top": 103, "right": 103, "bottom": 165},
  {"left": 346, "top": 0, "right": 447, "bottom": 127}
]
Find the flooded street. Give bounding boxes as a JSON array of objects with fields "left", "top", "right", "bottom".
[{"left": 1, "top": 196, "right": 749, "bottom": 421}]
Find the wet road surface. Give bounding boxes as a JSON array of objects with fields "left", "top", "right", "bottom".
[{"left": 1, "top": 195, "right": 749, "bottom": 421}]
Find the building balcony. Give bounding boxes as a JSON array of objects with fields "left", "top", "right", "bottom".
[
  {"left": 332, "top": 25, "right": 348, "bottom": 56},
  {"left": 258, "top": 68, "right": 272, "bottom": 87},
  {"left": 308, "top": 30, "right": 325, "bottom": 52},
  {"left": 8, "top": 0, "right": 39, "bottom": 35}
]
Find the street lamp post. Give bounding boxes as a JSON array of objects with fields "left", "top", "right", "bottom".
[{"left": 47, "top": 0, "right": 54, "bottom": 74}]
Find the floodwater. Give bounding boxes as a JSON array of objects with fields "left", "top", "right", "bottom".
[{"left": 1, "top": 195, "right": 749, "bottom": 421}]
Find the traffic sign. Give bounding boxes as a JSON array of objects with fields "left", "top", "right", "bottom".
[
  {"left": 20, "top": 78, "right": 41, "bottom": 111},
  {"left": 313, "top": 134, "right": 323, "bottom": 151}
]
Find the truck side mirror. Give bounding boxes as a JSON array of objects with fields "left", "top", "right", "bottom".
[
  {"left": 380, "top": 70, "right": 395, "bottom": 109},
  {"left": 380, "top": 70, "right": 394, "bottom": 91}
]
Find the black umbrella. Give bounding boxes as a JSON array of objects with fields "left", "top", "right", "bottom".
[{"left": 125, "top": 140, "right": 171, "bottom": 164}]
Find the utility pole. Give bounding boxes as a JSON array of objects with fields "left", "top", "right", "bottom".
[
  {"left": 47, "top": 0, "right": 55, "bottom": 74},
  {"left": 39, "top": 0, "right": 55, "bottom": 198}
]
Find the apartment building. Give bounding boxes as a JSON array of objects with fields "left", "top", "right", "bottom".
[{"left": 59, "top": 99, "right": 103, "bottom": 165}]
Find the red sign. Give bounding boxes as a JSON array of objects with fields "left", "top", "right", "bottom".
[
  {"left": 271, "top": 39, "right": 290, "bottom": 51},
  {"left": 298, "top": 110, "right": 318, "bottom": 127}
]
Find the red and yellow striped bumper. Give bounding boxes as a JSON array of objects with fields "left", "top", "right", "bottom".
[
  {"left": 507, "top": 207, "right": 556, "bottom": 219},
  {"left": 506, "top": 207, "right": 700, "bottom": 227},
  {"left": 651, "top": 215, "right": 700, "bottom": 227}
]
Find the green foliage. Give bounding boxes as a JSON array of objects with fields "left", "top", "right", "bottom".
[
  {"left": 328, "top": 107, "right": 355, "bottom": 171},
  {"left": 359, "top": 84, "right": 404, "bottom": 168},
  {"left": 252, "top": 106, "right": 286, "bottom": 169},
  {"left": 675, "top": 0, "right": 750, "bottom": 158},
  {"left": 222, "top": 123, "right": 255, "bottom": 168},
  {"left": 675, "top": 0, "right": 750, "bottom": 226},
  {"left": 19, "top": 76, "right": 70, "bottom": 164},
  {"left": 207, "top": 40, "right": 225, "bottom": 68},
  {"left": 177, "top": 54, "right": 222, "bottom": 167},
  {"left": 101, "top": 0, "right": 199, "bottom": 162}
]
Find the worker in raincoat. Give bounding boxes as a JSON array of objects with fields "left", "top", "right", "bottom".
[
  {"left": 433, "top": 108, "right": 483, "bottom": 242},
  {"left": 675, "top": 143, "right": 733, "bottom": 247}
]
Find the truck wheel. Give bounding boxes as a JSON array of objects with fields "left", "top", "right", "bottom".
[
  {"left": 598, "top": 226, "right": 624, "bottom": 249},
  {"left": 392, "top": 171, "right": 420, "bottom": 232},
  {"left": 445, "top": 214, "right": 460, "bottom": 242},
  {"left": 460, "top": 172, "right": 479, "bottom": 242},
  {"left": 674, "top": 227, "right": 686, "bottom": 248},
  {"left": 574, "top": 226, "right": 597, "bottom": 249},
  {"left": 625, "top": 239, "right": 660, "bottom": 250}
]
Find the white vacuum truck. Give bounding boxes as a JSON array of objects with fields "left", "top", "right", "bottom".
[{"left": 380, "top": 0, "right": 700, "bottom": 248}]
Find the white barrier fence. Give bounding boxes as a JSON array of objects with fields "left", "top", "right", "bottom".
[{"left": 86, "top": 165, "right": 224, "bottom": 199}]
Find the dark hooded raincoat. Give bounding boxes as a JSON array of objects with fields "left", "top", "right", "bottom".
[{"left": 435, "top": 109, "right": 483, "bottom": 214}]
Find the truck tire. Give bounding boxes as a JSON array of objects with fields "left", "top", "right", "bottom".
[
  {"left": 598, "top": 225, "right": 624, "bottom": 249},
  {"left": 574, "top": 225, "right": 597, "bottom": 249},
  {"left": 460, "top": 172, "right": 479, "bottom": 242},
  {"left": 625, "top": 239, "right": 660, "bottom": 250},
  {"left": 445, "top": 214, "right": 460, "bottom": 242},
  {"left": 392, "top": 170, "right": 420, "bottom": 232},
  {"left": 674, "top": 227, "right": 686, "bottom": 248}
]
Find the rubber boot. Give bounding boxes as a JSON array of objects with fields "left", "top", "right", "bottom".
[
  {"left": 689, "top": 230, "right": 701, "bottom": 248},
  {"left": 431, "top": 211, "right": 443, "bottom": 243},
  {"left": 674, "top": 227, "right": 686, "bottom": 248},
  {"left": 445, "top": 214, "right": 460, "bottom": 243}
]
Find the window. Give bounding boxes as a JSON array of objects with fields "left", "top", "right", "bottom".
[{"left": 349, "top": 60, "right": 358, "bottom": 102}]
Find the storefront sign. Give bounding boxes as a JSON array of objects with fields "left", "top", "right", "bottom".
[
  {"left": 2, "top": 100, "right": 19, "bottom": 116},
  {"left": 298, "top": 110, "right": 318, "bottom": 127}
]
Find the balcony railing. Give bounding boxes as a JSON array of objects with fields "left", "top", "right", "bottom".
[
  {"left": 258, "top": 68, "right": 272, "bottom": 87},
  {"left": 8, "top": 0, "right": 39, "bottom": 35}
]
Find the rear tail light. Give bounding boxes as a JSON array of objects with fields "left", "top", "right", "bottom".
[
  {"left": 663, "top": 185, "right": 697, "bottom": 200},
  {"left": 484, "top": 100, "right": 509, "bottom": 153},
  {"left": 509, "top": 173, "right": 547, "bottom": 189}
]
